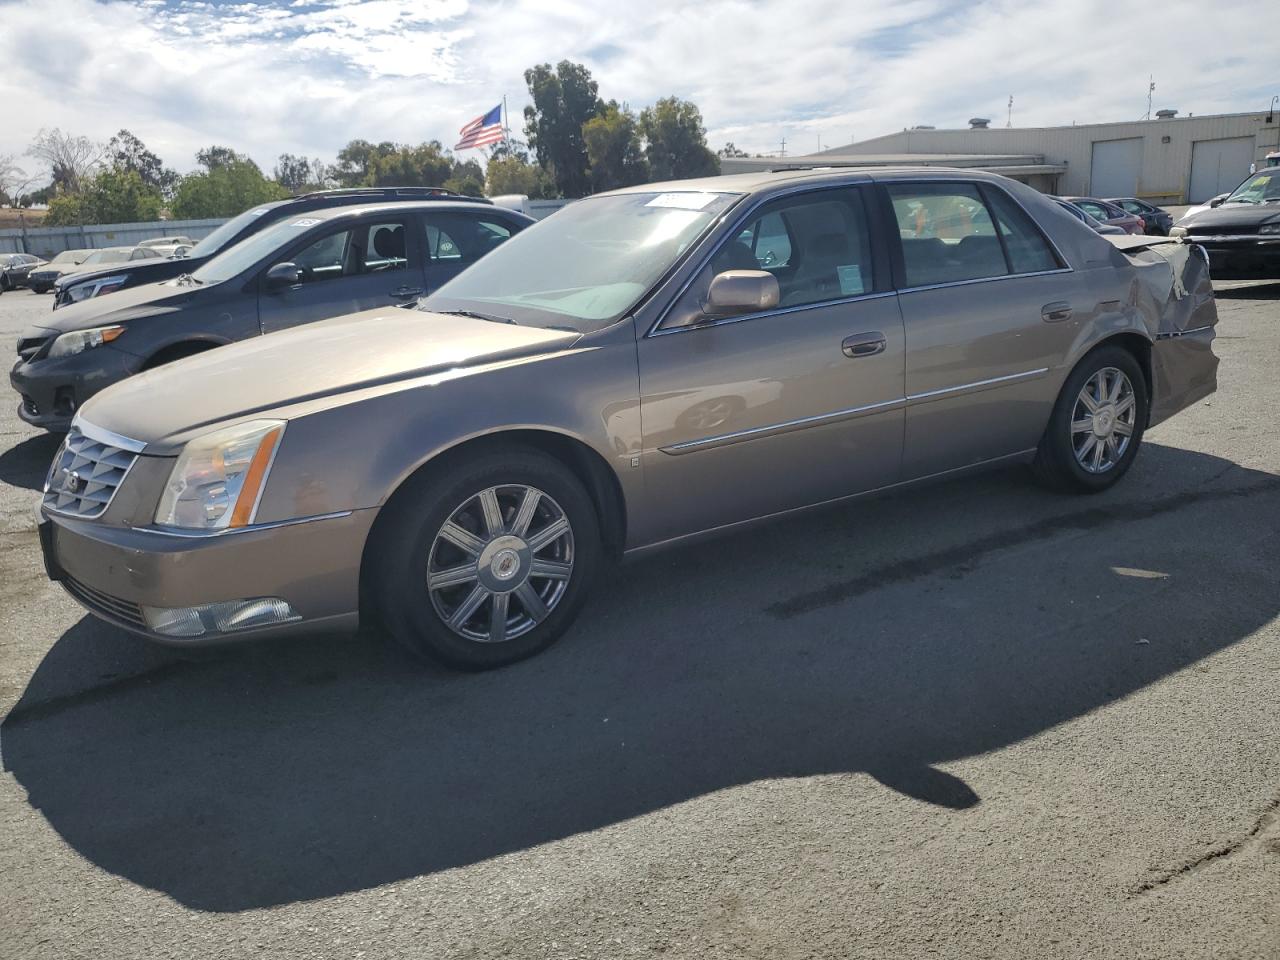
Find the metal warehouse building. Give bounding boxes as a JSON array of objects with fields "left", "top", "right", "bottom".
[{"left": 721, "top": 109, "right": 1280, "bottom": 203}]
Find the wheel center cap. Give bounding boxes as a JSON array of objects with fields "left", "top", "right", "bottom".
[
  {"left": 1094, "top": 408, "right": 1115, "bottom": 436},
  {"left": 491, "top": 549, "right": 520, "bottom": 580}
]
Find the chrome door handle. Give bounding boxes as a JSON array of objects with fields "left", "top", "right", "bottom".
[
  {"left": 1042, "top": 301, "right": 1073, "bottom": 323},
  {"left": 842, "top": 332, "right": 887, "bottom": 358},
  {"left": 390, "top": 286, "right": 424, "bottom": 299}
]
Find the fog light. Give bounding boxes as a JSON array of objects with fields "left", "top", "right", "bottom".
[{"left": 141, "top": 597, "right": 300, "bottom": 638}]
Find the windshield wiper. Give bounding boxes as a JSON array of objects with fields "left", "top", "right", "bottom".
[
  {"left": 435, "top": 308, "right": 515, "bottom": 325},
  {"left": 173, "top": 273, "right": 204, "bottom": 286}
]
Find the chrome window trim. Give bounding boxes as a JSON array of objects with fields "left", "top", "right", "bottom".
[
  {"left": 896, "top": 267, "right": 1073, "bottom": 295},
  {"left": 906, "top": 367, "right": 1049, "bottom": 403},
  {"left": 134, "top": 510, "right": 353, "bottom": 538},
  {"left": 649, "top": 290, "right": 898, "bottom": 338},
  {"left": 645, "top": 176, "right": 1075, "bottom": 337},
  {"left": 646, "top": 178, "right": 877, "bottom": 338},
  {"left": 71, "top": 416, "right": 146, "bottom": 453},
  {"left": 659, "top": 397, "right": 905, "bottom": 455}
]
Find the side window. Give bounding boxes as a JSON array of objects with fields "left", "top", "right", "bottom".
[
  {"left": 984, "top": 188, "right": 1062, "bottom": 274},
  {"left": 361, "top": 221, "right": 408, "bottom": 273},
  {"left": 424, "top": 214, "right": 516, "bottom": 267},
  {"left": 291, "top": 228, "right": 352, "bottom": 284},
  {"left": 888, "top": 183, "right": 1007, "bottom": 287},
  {"left": 1078, "top": 201, "right": 1110, "bottom": 221},
  {"left": 667, "top": 187, "right": 874, "bottom": 326}
]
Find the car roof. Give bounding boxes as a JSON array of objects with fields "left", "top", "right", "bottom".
[
  {"left": 600, "top": 165, "right": 1037, "bottom": 199},
  {"left": 295, "top": 199, "right": 533, "bottom": 223}
]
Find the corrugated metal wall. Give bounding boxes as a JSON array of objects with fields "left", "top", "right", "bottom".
[
  {"left": 0, "top": 218, "right": 228, "bottom": 256},
  {"left": 827, "top": 113, "right": 1280, "bottom": 202}
]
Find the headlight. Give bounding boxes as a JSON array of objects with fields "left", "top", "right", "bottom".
[
  {"left": 1259, "top": 223, "right": 1280, "bottom": 235},
  {"left": 1169, "top": 226, "right": 1189, "bottom": 238},
  {"left": 155, "top": 420, "right": 286, "bottom": 531},
  {"left": 47, "top": 325, "right": 125, "bottom": 358},
  {"left": 66, "top": 275, "right": 129, "bottom": 302}
]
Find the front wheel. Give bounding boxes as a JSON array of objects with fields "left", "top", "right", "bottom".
[
  {"left": 1032, "top": 346, "right": 1148, "bottom": 493},
  {"left": 372, "top": 448, "right": 602, "bottom": 670}
]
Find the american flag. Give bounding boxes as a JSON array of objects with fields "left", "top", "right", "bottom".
[{"left": 454, "top": 104, "right": 505, "bottom": 150}]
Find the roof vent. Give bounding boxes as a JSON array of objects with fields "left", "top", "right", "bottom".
[
  {"left": 969, "top": 117, "right": 990, "bottom": 129},
  {"left": 912, "top": 125, "right": 936, "bottom": 130},
  {"left": 1155, "top": 108, "right": 1177, "bottom": 119}
]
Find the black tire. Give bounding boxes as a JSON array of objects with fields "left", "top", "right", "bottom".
[
  {"left": 371, "top": 446, "right": 601, "bottom": 670},
  {"left": 1032, "top": 345, "right": 1148, "bottom": 494}
]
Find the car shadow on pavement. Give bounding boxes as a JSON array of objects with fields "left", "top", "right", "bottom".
[
  {"left": 3, "top": 444, "right": 1279, "bottom": 912},
  {"left": 0, "top": 432, "right": 60, "bottom": 491},
  {"left": 1213, "top": 281, "right": 1280, "bottom": 300}
]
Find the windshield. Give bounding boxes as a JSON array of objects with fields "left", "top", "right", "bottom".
[
  {"left": 1226, "top": 172, "right": 1280, "bottom": 204},
  {"left": 421, "top": 191, "right": 739, "bottom": 332},
  {"left": 191, "top": 216, "right": 323, "bottom": 285},
  {"left": 187, "top": 204, "right": 282, "bottom": 258},
  {"left": 50, "top": 251, "right": 85, "bottom": 264}
]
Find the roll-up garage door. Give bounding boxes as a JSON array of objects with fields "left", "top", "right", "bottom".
[
  {"left": 1090, "top": 138, "right": 1143, "bottom": 197},
  {"left": 1189, "top": 137, "right": 1255, "bottom": 202}
]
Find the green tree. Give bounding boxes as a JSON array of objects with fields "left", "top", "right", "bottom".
[
  {"left": 367, "top": 141, "right": 454, "bottom": 187},
  {"left": 195, "top": 145, "right": 242, "bottom": 171},
  {"left": 171, "top": 158, "right": 288, "bottom": 219},
  {"left": 638, "top": 97, "right": 720, "bottom": 182},
  {"left": 484, "top": 154, "right": 552, "bottom": 198},
  {"left": 717, "top": 142, "right": 749, "bottom": 158},
  {"left": 443, "top": 157, "right": 485, "bottom": 196},
  {"left": 108, "top": 130, "right": 179, "bottom": 199},
  {"left": 523, "top": 60, "right": 602, "bottom": 198},
  {"left": 43, "top": 168, "right": 163, "bottom": 225},
  {"left": 274, "top": 154, "right": 332, "bottom": 193},
  {"left": 583, "top": 101, "right": 648, "bottom": 192},
  {"left": 332, "top": 139, "right": 396, "bottom": 187}
]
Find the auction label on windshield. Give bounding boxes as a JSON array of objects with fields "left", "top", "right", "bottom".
[{"left": 645, "top": 193, "right": 717, "bottom": 210}]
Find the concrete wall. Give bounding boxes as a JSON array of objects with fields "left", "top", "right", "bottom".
[
  {"left": 0, "top": 217, "right": 228, "bottom": 257},
  {"left": 820, "top": 112, "right": 1280, "bottom": 203}
]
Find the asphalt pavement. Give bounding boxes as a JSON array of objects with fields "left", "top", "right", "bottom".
[{"left": 0, "top": 281, "right": 1277, "bottom": 959}]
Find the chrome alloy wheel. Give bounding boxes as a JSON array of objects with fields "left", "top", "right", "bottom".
[
  {"left": 1071, "top": 366, "right": 1137, "bottom": 474},
  {"left": 427, "top": 485, "right": 574, "bottom": 643}
]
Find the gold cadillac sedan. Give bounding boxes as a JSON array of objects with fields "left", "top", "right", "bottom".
[{"left": 37, "top": 168, "right": 1219, "bottom": 669}]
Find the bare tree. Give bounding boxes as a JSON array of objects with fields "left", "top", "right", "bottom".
[
  {"left": 0, "top": 155, "right": 38, "bottom": 206},
  {"left": 26, "top": 128, "right": 105, "bottom": 194}
]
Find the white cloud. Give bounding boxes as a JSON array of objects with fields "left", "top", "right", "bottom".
[{"left": 0, "top": 0, "right": 1273, "bottom": 178}]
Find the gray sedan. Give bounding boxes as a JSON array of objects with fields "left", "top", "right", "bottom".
[{"left": 37, "top": 168, "right": 1219, "bottom": 670}]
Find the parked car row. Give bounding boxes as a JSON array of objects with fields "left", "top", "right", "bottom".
[{"left": 19, "top": 169, "right": 1220, "bottom": 671}]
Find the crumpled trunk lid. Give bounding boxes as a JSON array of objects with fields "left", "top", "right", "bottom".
[{"left": 1108, "top": 236, "right": 1219, "bottom": 427}]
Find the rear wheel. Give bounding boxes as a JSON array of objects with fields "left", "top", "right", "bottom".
[
  {"left": 1032, "top": 345, "right": 1148, "bottom": 493},
  {"left": 372, "top": 448, "right": 601, "bottom": 670}
]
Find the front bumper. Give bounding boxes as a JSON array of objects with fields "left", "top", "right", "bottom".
[
  {"left": 28, "top": 273, "right": 60, "bottom": 293},
  {"left": 38, "top": 506, "right": 375, "bottom": 646},
  {"left": 10, "top": 345, "right": 142, "bottom": 432},
  {"left": 1183, "top": 236, "right": 1280, "bottom": 280}
]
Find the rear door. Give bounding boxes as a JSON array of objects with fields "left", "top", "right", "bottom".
[
  {"left": 885, "top": 180, "right": 1080, "bottom": 478},
  {"left": 258, "top": 213, "right": 426, "bottom": 333}
]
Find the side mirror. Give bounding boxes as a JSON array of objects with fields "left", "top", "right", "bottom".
[
  {"left": 264, "top": 262, "right": 303, "bottom": 291},
  {"left": 1208, "top": 193, "right": 1229, "bottom": 208},
  {"left": 702, "top": 270, "right": 780, "bottom": 320}
]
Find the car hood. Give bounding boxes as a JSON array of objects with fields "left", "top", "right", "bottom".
[
  {"left": 1178, "top": 203, "right": 1280, "bottom": 229},
  {"left": 17, "top": 281, "right": 200, "bottom": 339},
  {"left": 79, "top": 308, "right": 583, "bottom": 450},
  {"left": 56, "top": 255, "right": 193, "bottom": 291}
]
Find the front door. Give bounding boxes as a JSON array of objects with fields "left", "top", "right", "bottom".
[
  {"left": 884, "top": 180, "right": 1081, "bottom": 478},
  {"left": 637, "top": 186, "right": 905, "bottom": 545},
  {"left": 259, "top": 215, "right": 425, "bottom": 333}
]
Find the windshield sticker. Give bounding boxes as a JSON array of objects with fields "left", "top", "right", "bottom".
[
  {"left": 645, "top": 193, "right": 717, "bottom": 211},
  {"left": 249, "top": 208, "right": 269, "bottom": 216},
  {"left": 837, "top": 265, "right": 865, "bottom": 296},
  {"left": 290, "top": 218, "right": 321, "bottom": 227}
]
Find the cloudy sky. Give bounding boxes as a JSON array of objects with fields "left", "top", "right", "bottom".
[{"left": 0, "top": 0, "right": 1274, "bottom": 178}]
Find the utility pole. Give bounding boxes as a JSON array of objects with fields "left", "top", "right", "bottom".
[
  {"left": 1007, "top": 95, "right": 1013, "bottom": 128},
  {"left": 1146, "top": 77, "right": 1155, "bottom": 120},
  {"left": 779, "top": 136, "right": 786, "bottom": 158}
]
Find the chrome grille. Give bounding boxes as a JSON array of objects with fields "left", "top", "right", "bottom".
[{"left": 43, "top": 423, "right": 144, "bottom": 519}]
